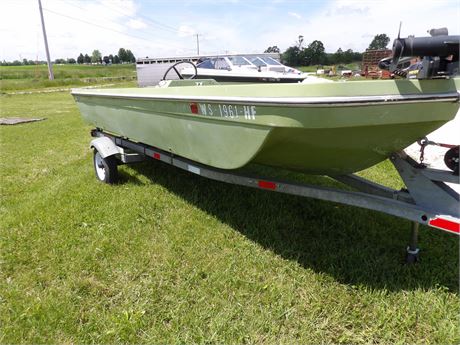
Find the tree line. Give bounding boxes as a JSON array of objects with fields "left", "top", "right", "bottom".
[
  {"left": 2, "top": 34, "right": 390, "bottom": 67},
  {"left": 76, "top": 48, "right": 135, "bottom": 65},
  {"left": 267, "top": 34, "right": 390, "bottom": 66},
  {"left": 1, "top": 59, "right": 47, "bottom": 66},
  {"left": 1, "top": 48, "right": 136, "bottom": 66}
]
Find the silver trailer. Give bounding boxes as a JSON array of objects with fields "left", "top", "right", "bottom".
[{"left": 89, "top": 129, "right": 459, "bottom": 264}]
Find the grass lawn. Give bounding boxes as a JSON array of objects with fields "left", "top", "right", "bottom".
[
  {"left": 0, "top": 83, "right": 459, "bottom": 343},
  {"left": 299, "top": 63, "right": 361, "bottom": 73},
  {"left": 0, "top": 64, "right": 136, "bottom": 91}
]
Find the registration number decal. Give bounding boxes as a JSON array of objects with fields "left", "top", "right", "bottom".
[{"left": 197, "top": 103, "right": 256, "bottom": 120}]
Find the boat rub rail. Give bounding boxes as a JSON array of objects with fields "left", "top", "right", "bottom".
[{"left": 71, "top": 90, "right": 460, "bottom": 107}]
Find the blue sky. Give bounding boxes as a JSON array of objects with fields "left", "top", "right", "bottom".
[{"left": 1, "top": 0, "right": 459, "bottom": 61}]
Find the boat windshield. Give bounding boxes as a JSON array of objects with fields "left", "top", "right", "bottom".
[
  {"left": 197, "top": 59, "right": 214, "bottom": 69},
  {"left": 228, "top": 56, "right": 252, "bottom": 66},
  {"left": 260, "top": 57, "right": 282, "bottom": 65},
  {"left": 197, "top": 57, "right": 231, "bottom": 70},
  {"left": 247, "top": 57, "right": 267, "bottom": 67},
  {"left": 214, "top": 58, "right": 230, "bottom": 70}
]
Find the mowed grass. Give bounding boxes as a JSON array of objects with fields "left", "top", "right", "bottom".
[
  {"left": 0, "top": 64, "right": 136, "bottom": 91},
  {"left": 298, "top": 63, "right": 361, "bottom": 73},
  {"left": 0, "top": 91, "right": 459, "bottom": 344}
]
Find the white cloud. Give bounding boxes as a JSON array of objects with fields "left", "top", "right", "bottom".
[
  {"left": 1, "top": 0, "right": 459, "bottom": 61},
  {"left": 288, "top": 12, "right": 301, "bottom": 19},
  {"left": 0, "top": 0, "right": 183, "bottom": 61},
  {"left": 260, "top": 0, "right": 460, "bottom": 53},
  {"left": 127, "top": 19, "right": 147, "bottom": 30},
  {"left": 178, "top": 25, "right": 195, "bottom": 37}
]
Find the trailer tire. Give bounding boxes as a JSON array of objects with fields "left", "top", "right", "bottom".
[
  {"left": 444, "top": 146, "right": 459, "bottom": 175},
  {"left": 93, "top": 149, "right": 118, "bottom": 184},
  {"left": 405, "top": 252, "right": 419, "bottom": 264}
]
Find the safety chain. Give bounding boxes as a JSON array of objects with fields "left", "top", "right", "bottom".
[{"left": 417, "top": 137, "right": 458, "bottom": 164}]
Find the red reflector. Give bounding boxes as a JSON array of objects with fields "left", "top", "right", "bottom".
[
  {"left": 190, "top": 102, "right": 198, "bottom": 114},
  {"left": 153, "top": 153, "right": 160, "bottom": 160},
  {"left": 428, "top": 217, "right": 460, "bottom": 234},
  {"left": 258, "top": 180, "right": 276, "bottom": 190}
]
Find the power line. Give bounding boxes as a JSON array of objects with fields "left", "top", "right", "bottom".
[
  {"left": 42, "top": 7, "right": 185, "bottom": 50},
  {"left": 43, "top": 8, "right": 150, "bottom": 42},
  {"left": 99, "top": 1, "right": 183, "bottom": 35},
  {"left": 66, "top": 1, "right": 179, "bottom": 37}
]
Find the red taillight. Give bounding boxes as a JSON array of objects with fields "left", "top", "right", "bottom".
[
  {"left": 428, "top": 217, "right": 460, "bottom": 234},
  {"left": 190, "top": 103, "right": 198, "bottom": 114},
  {"left": 153, "top": 153, "right": 160, "bottom": 160},
  {"left": 258, "top": 180, "right": 277, "bottom": 190}
]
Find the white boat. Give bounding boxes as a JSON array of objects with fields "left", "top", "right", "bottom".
[
  {"left": 181, "top": 55, "right": 310, "bottom": 83},
  {"left": 245, "top": 55, "right": 301, "bottom": 74}
]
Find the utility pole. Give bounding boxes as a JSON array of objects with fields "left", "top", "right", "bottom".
[
  {"left": 195, "top": 34, "right": 200, "bottom": 55},
  {"left": 38, "top": 0, "right": 54, "bottom": 80}
]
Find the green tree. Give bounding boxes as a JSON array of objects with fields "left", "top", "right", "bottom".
[
  {"left": 282, "top": 46, "right": 301, "bottom": 66},
  {"left": 297, "top": 35, "right": 304, "bottom": 49},
  {"left": 306, "top": 40, "right": 325, "bottom": 65},
  {"left": 126, "top": 49, "right": 135, "bottom": 63},
  {"left": 103, "top": 56, "right": 110, "bottom": 64},
  {"left": 108, "top": 54, "right": 114, "bottom": 63},
  {"left": 264, "top": 46, "right": 280, "bottom": 53},
  {"left": 368, "top": 34, "right": 390, "bottom": 50},
  {"left": 113, "top": 55, "right": 120, "bottom": 64},
  {"left": 77, "top": 53, "right": 84, "bottom": 64},
  {"left": 67, "top": 58, "right": 76, "bottom": 64},
  {"left": 84, "top": 54, "right": 91, "bottom": 63},
  {"left": 91, "top": 49, "right": 102, "bottom": 63},
  {"left": 333, "top": 48, "right": 344, "bottom": 64},
  {"left": 352, "top": 51, "right": 363, "bottom": 61},
  {"left": 118, "top": 48, "right": 127, "bottom": 62},
  {"left": 342, "top": 49, "right": 354, "bottom": 63}
]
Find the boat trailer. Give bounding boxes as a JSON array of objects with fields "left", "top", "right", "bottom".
[{"left": 90, "top": 129, "right": 459, "bottom": 264}]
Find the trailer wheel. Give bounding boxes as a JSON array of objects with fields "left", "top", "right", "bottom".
[
  {"left": 93, "top": 149, "right": 118, "bottom": 184},
  {"left": 444, "top": 146, "right": 459, "bottom": 175},
  {"left": 405, "top": 251, "right": 419, "bottom": 264}
]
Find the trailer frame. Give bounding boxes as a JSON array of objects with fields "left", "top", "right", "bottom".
[{"left": 90, "top": 129, "right": 460, "bottom": 263}]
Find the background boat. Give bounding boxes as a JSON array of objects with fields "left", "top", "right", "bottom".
[
  {"left": 180, "top": 55, "right": 309, "bottom": 83},
  {"left": 135, "top": 53, "right": 319, "bottom": 86}
]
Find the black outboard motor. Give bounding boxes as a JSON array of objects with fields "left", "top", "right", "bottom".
[{"left": 379, "top": 27, "right": 459, "bottom": 79}]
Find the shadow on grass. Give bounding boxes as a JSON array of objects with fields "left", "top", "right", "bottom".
[{"left": 121, "top": 160, "right": 459, "bottom": 292}]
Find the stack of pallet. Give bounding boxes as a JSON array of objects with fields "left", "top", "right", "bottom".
[{"left": 362, "top": 49, "right": 392, "bottom": 79}]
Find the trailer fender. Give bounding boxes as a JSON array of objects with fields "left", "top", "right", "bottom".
[{"left": 90, "top": 137, "right": 120, "bottom": 158}]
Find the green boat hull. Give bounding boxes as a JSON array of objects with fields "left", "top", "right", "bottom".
[{"left": 72, "top": 78, "right": 459, "bottom": 175}]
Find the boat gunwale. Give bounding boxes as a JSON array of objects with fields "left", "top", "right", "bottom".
[{"left": 71, "top": 90, "right": 459, "bottom": 107}]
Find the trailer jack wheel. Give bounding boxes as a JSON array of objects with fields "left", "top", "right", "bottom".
[
  {"left": 405, "top": 247, "right": 420, "bottom": 264},
  {"left": 93, "top": 150, "right": 118, "bottom": 184},
  {"left": 405, "top": 222, "right": 420, "bottom": 264}
]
